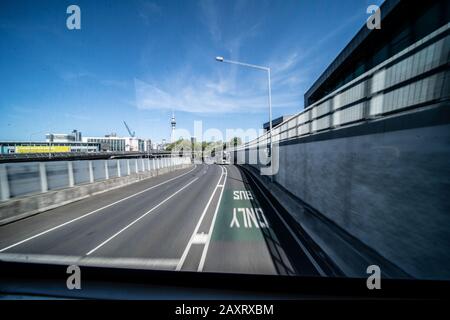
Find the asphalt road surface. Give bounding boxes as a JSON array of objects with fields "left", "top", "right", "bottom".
[{"left": 0, "top": 164, "right": 323, "bottom": 276}]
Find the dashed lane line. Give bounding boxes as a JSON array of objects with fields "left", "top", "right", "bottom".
[
  {"left": 86, "top": 177, "right": 199, "bottom": 256},
  {"left": 0, "top": 165, "right": 198, "bottom": 253}
]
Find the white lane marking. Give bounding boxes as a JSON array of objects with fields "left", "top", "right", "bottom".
[
  {"left": 245, "top": 172, "right": 326, "bottom": 276},
  {"left": 0, "top": 165, "right": 198, "bottom": 253},
  {"left": 197, "top": 166, "right": 228, "bottom": 272},
  {"left": 86, "top": 177, "right": 199, "bottom": 255},
  {"left": 0, "top": 253, "right": 179, "bottom": 270},
  {"left": 175, "top": 165, "right": 224, "bottom": 271},
  {"left": 192, "top": 233, "right": 208, "bottom": 244}
]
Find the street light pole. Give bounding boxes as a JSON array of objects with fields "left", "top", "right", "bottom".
[{"left": 215, "top": 56, "right": 273, "bottom": 175}]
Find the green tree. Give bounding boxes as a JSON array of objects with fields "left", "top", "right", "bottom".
[{"left": 223, "top": 137, "right": 242, "bottom": 150}]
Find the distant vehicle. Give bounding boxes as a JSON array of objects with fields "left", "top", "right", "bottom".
[{"left": 219, "top": 151, "right": 230, "bottom": 165}]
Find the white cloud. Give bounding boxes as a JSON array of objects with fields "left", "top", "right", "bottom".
[
  {"left": 134, "top": 74, "right": 301, "bottom": 114},
  {"left": 100, "top": 79, "right": 128, "bottom": 89},
  {"left": 139, "top": 1, "right": 162, "bottom": 25},
  {"left": 60, "top": 70, "right": 129, "bottom": 89},
  {"left": 134, "top": 0, "right": 311, "bottom": 115},
  {"left": 64, "top": 113, "right": 91, "bottom": 121},
  {"left": 199, "top": 1, "right": 221, "bottom": 43},
  {"left": 60, "top": 71, "right": 96, "bottom": 81}
]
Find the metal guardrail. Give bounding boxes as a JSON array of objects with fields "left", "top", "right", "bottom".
[
  {"left": 235, "top": 23, "right": 450, "bottom": 151},
  {"left": 0, "top": 156, "right": 192, "bottom": 201},
  {"left": 0, "top": 151, "right": 177, "bottom": 163}
]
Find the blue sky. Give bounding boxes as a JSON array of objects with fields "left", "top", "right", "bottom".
[{"left": 0, "top": 0, "right": 383, "bottom": 142}]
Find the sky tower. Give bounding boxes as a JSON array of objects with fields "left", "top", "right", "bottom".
[{"left": 170, "top": 111, "right": 176, "bottom": 142}]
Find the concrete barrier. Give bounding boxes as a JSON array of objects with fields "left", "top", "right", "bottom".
[
  {"left": 236, "top": 104, "right": 450, "bottom": 280},
  {"left": 0, "top": 157, "right": 192, "bottom": 225}
]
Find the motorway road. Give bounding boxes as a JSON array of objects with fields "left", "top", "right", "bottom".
[{"left": 0, "top": 164, "right": 323, "bottom": 276}]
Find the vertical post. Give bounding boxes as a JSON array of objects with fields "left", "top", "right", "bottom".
[
  {"left": 141, "top": 158, "right": 145, "bottom": 172},
  {"left": 363, "top": 76, "right": 371, "bottom": 120},
  {"left": 267, "top": 67, "right": 273, "bottom": 179},
  {"left": 117, "top": 159, "right": 121, "bottom": 177},
  {"left": 105, "top": 160, "right": 109, "bottom": 180},
  {"left": 0, "top": 164, "right": 10, "bottom": 201},
  {"left": 127, "top": 159, "right": 131, "bottom": 175},
  {"left": 88, "top": 161, "right": 94, "bottom": 183},
  {"left": 68, "top": 161, "right": 74, "bottom": 187},
  {"left": 147, "top": 158, "right": 150, "bottom": 171},
  {"left": 135, "top": 158, "right": 139, "bottom": 173},
  {"left": 39, "top": 162, "right": 48, "bottom": 193}
]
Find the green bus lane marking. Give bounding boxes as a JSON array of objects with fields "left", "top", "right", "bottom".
[{"left": 211, "top": 189, "right": 270, "bottom": 242}]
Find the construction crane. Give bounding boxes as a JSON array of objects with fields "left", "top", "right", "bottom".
[{"left": 123, "top": 121, "right": 135, "bottom": 137}]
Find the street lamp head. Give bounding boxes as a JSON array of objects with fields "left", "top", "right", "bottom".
[{"left": 215, "top": 56, "right": 224, "bottom": 62}]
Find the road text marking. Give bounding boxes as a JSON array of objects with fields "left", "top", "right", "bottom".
[{"left": 229, "top": 207, "right": 269, "bottom": 228}]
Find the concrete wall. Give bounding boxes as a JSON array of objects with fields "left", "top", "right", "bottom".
[
  {"left": 236, "top": 108, "right": 450, "bottom": 280},
  {"left": 0, "top": 157, "right": 192, "bottom": 225},
  {"left": 278, "top": 123, "right": 450, "bottom": 279}
]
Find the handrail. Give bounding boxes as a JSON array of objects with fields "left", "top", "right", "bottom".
[{"left": 233, "top": 23, "right": 449, "bottom": 152}]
